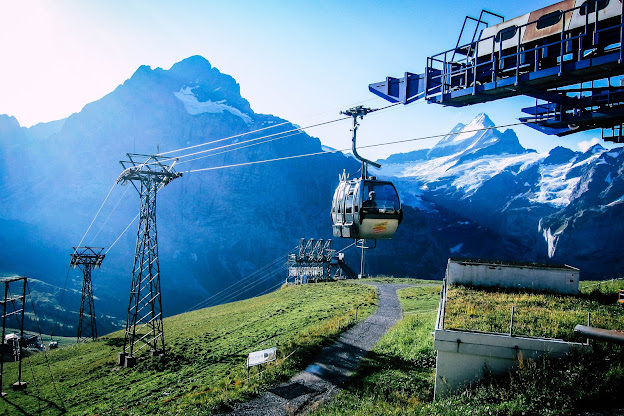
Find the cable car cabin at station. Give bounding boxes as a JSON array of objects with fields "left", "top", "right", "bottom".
[
  {"left": 369, "top": 0, "right": 624, "bottom": 138},
  {"left": 331, "top": 176, "right": 403, "bottom": 240}
]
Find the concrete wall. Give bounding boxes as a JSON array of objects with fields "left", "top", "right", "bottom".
[
  {"left": 446, "top": 259, "right": 579, "bottom": 295},
  {"left": 433, "top": 327, "right": 585, "bottom": 399}
]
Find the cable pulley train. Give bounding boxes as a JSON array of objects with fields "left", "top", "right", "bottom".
[{"left": 331, "top": 106, "right": 403, "bottom": 240}]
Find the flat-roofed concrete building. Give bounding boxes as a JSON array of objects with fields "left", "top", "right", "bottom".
[{"left": 445, "top": 258, "right": 579, "bottom": 295}]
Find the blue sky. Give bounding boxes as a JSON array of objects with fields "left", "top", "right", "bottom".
[{"left": 0, "top": 0, "right": 616, "bottom": 159}]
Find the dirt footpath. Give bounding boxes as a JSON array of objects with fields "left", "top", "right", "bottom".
[{"left": 226, "top": 283, "right": 411, "bottom": 416}]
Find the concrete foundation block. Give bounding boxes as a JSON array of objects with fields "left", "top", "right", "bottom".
[
  {"left": 125, "top": 355, "right": 137, "bottom": 368},
  {"left": 12, "top": 381, "right": 27, "bottom": 391},
  {"left": 118, "top": 351, "right": 127, "bottom": 366}
]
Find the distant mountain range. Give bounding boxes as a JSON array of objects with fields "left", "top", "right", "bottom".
[
  {"left": 375, "top": 113, "right": 624, "bottom": 277},
  {"left": 1, "top": 55, "right": 622, "bottom": 335}
]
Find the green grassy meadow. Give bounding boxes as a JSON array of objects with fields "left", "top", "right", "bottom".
[
  {"left": 310, "top": 283, "right": 441, "bottom": 415},
  {"left": 444, "top": 281, "right": 624, "bottom": 342},
  {"left": 3, "top": 277, "right": 624, "bottom": 416},
  {"left": 312, "top": 279, "right": 624, "bottom": 416},
  {"left": 1, "top": 282, "right": 375, "bottom": 415}
]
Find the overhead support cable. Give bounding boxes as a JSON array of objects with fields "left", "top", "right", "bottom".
[
  {"left": 184, "top": 120, "right": 531, "bottom": 174},
  {"left": 157, "top": 120, "right": 293, "bottom": 156},
  {"left": 89, "top": 185, "right": 132, "bottom": 246},
  {"left": 177, "top": 130, "right": 305, "bottom": 166},
  {"left": 157, "top": 101, "right": 400, "bottom": 160},
  {"left": 73, "top": 181, "right": 118, "bottom": 253},
  {"left": 184, "top": 246, "right": 298, "bottom": 313},
  {"left": 146, "top": 116, "right": 353, "bottom": 168}
]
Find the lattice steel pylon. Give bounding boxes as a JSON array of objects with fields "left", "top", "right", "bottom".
[
  {"left": 70, "top": 247, "right": 105, "bottom": 343},
  {"left": 116, "top": 153, "right": 181, "bottom": 367},
  {"left": 1, "top": 276, "right": 28, "bottom": 396}
]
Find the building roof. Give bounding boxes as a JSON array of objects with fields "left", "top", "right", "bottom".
[{"left": 449, "top": 257, "right": 578, "bottom": 271}]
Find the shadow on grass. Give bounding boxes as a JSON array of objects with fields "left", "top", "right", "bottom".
[
  {"left": 581, "top": 289, "right": 620, "bottom": 305},
  {"left": 102, "top": 337, "right": 125, "bottom": 348},
  {"left": 2, "top": 390, "right": 66, "bottom": 416},
  {"left": 340, "top": 349, "right": 436, "bottom": 403}
]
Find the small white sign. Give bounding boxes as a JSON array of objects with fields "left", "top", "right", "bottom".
[{"left": 247, "top": 347, "right": 277, "bottom": 367}]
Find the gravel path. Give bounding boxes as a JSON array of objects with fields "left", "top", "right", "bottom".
[{"left": 226, "top": 283, "right": 412, "bottom": 416}]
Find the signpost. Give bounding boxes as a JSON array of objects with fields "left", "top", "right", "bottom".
[{"left": 247, "top": 347, "right": 277, "bottom": 379}]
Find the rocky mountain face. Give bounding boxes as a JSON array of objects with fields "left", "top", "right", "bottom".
[
  {"left": 378, "top": 113, "right": 624, "bottom": 277},
  {"left": 2, "top": 56, "right": 621, "bottom": 335},
  {"left": 0, "top": 56, "right": 359, "bottom": 333}
]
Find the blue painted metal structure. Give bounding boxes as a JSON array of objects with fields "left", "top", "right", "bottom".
[{"left": 369, "top": 0, "right": 624, "bottom": 141}]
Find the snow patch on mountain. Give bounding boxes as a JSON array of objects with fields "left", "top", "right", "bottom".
[
  {"left": 607, "top": 195, "right": 624, "bottom": 207},
  {"left": 538, "top": 219, "right": 567, "bottom": 258},
  {"left": 388, "top": 151, "right": 542, "bottom": 198},
  {"left": 530, "top": 147, "right": 607, "bottom": 206},
  {"left": 174, "top": 86, "right": 252, "bottom": 124},
  {"left": 530, "top": 162, "right": 580, "bottom": 207},
  {"left": 450, "top": 153, "right": 541, "bottom": 197}
]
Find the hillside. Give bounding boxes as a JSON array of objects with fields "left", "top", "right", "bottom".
[
  {"left": 311, "top": 280, "right": 624, "bottom": 416},
  {"left": 1, "top": 282, "right": 376, "bottom": 415},
  {"left": 3, "top": 277, "right": 623, "bottom": 415}
]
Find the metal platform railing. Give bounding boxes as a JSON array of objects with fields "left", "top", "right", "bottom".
[{"left": 423, "top": 1, "right": 624, "bottom": 104}]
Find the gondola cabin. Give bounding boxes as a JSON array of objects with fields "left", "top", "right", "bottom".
[{"left": 331, "top": 176, "right": 403, "bottom": 240}]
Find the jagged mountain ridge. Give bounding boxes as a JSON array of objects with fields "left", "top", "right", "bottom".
[
  {"left": 0, "top": 56, "right": 359, "bottom": 334},
  {"left": 377, "top": 113, "right": 624, "bottom": 276}
]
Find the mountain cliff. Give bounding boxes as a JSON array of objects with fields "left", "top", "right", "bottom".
[{"left": 0, "top": 56, "right": 360, "bottom": 333}]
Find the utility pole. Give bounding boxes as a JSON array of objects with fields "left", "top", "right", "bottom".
[
  {"left": 70, "top": 247, "right": 105, "bottom": 342},
  {"left": 116, "top": 153, "right": 181, "bottom": 367},
  {"left": 0, "top": 276, "right": 28, "bottom": 395}
]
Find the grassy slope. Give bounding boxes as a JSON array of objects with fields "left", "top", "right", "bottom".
[
  {"left": 1, "top": 282, "right": 376, "bottom": 416},
  {"left": 445, "top": 280, "right": 624, "bottom": 342},
  {"left": 311, "top": 283, "right": 441, "bottom": 415},
  {"left": 313, "top": 280, "right": 624, "bottom": 416}
]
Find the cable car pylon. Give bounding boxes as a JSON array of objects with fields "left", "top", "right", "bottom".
[
  {"left": 70, "top": 247, "right": 105, "bottom": 343},
  {"left": 116, "top": 153, "right": 182, "bottom": 368}
]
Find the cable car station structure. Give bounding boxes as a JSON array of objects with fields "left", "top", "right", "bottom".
[
  {"left": 287, "top": 238, "right": 358, "bottom": 283},
  {"left": 369, "top": 0, "right": 624, "bottom": 141},
  {"left": 116, "top": 153, "right": 181, "bottom": 367},
  {"left": 287, "top": 239, "right": 336, "bottom": 283}
]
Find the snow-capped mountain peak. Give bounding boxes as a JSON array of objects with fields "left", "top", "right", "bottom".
[{"left": 379, "top": 113, "right": 624, "bottom": 273}]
